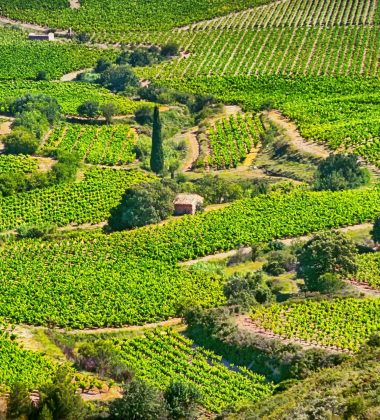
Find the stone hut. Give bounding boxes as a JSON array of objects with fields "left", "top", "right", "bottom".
[
  {"left": 174, "top": 194, "right": 204, "bottom": 216},
  {"left": 28, "top": 33, "right": 55, "bottom": 41}
]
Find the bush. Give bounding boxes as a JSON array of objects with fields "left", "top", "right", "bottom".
[
  {"left": 99, "top": 65, "right": 139, "bottom": 92},
  {"left": 314, "top": 154, "right": 370, "bottom": 191},
  {"left": 77, "top": 101, "right": 100, "bottom": 118},
  {"left": 164, "top": 381, "right": 201, "bottom": 420},
  {"left": 370, "top": 215, "right": 380, "bottom": 245},
  {"left": 297, "top": 231, "right": 357, "bottom": 292},
  {"left": 224, "top": 271, "right": 274, "bottom": 308},
  {"left": 0, "top": 172, "right": 27, "bottom": 196},
  {"left": 3, "top": 128, "right": 40, "bottom": 155},
  {"left": 109, "top": 379, "right": 166, "bottom": 420},
  {"left": 107, "top": 181, "right": 176, "bottom": 231},
  {"left": 135, "top": 106, "right": 153, "bottom": 125},
  {"left": 16, "top": 223, "right": 57, "bottom": 239},
  {"left": 263, "top": 250, "right": 296, "bottom": 276},
  {"left": 161, "top": 42, "right": 180, "bottom": 58}
]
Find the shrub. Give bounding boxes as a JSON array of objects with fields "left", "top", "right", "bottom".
[
  {"left": 164, "top": 381, "right": 201, "bottom": 420},
  {"left": 3, "top": 128, "right": 39, "bottom": 155},
  {"left": 263, "top": 250, "right": 296, "bottom": 276}
]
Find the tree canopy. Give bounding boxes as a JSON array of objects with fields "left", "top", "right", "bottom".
[
  {"left": 314, "top": 154, "right": 370, "bottom": 191},
  {"left": 297, "top": 231, "right": 357, "bottom": 292},
  {"left": 107, "top": 181, "right": 175, "bottom": 231}
]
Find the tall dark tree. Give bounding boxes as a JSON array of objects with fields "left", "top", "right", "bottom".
[{"left": 150, "top": 106, "right": 164, "bottom": 174}]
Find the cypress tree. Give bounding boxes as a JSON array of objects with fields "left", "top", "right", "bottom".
[{"left": 150, "top": 105, "right": 164, "bottom": 174}]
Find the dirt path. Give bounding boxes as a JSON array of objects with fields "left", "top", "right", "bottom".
[
  {"left": 0, "top": 120, "right": 12, "bottom": 136},
  {"left": 267, "top": 110, "right": 330, "bottom": 159},
  {"left": 346, "top": 279, "right": 380, "bottom": 297},
  {"left": 280, "top": 222, "right": 373, "bottom": 246},
  {"left": 0, "top": 16, "right": 51, "bottom": 33},
  {"left": 182, "top": 126, "right": 199, "bottom": 172},
  {"left": 69, "top": 0, "right": 81, "bottom": 9},
  {"left": 235, "top": 315, "right": 352, "bottom": 354},
  {"left": 181, "top": 222, "right": 373, "bottom": 266},
  {"left": 60, "top": 68, "right": 90, "bottom": 81}
]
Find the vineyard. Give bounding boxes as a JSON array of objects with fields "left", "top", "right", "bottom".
[
  {"left": 114, "top": 328, "right": 274, "bottom": 412},
  {"left": 0, "top": 155, "right": 38, "bottom": 175},
  {"left": 138, "top": 25, "right": 379, "bottom": 79},
  {"left": 206, "top": 113, "right": 262, "bottom": 169},
  {"left": 0, "top": 26, "right": 116, "bottom": 80},
  {"left": 167, "top": 76, "right": 380, "bottom": 164},
  {"left": 0, "top": 81, "right": 147, "bottom": 116},
  {"left": 0, "top": 0, "right": 275, "bottom": 34},
  {"left": 43, "top": 123, "right": 137, "bottom": 165},
  {"left": 0, "top": 330, "right": 54, "bottom": 390},
  {"left": 0, "top": 189, "right": 379, "bottom": 327},
  {"left": 355, "top": 252, "right": 380, "bottom": 289},
  {"left": 0, "top": 168, "right": 152, "bottom": 231},
  {"left": 251, "top": 298, "right": 380, "bottom": 352}
]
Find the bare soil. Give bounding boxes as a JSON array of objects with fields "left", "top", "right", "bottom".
[{"left": 267, "top": 110, "right": 330, "bottom": 159}]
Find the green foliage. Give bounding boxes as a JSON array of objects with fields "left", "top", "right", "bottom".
[
  {"left": 239, "top": 346, "right": 380, "bottom": 419},
  {"left": 109, "top": 379, "right": 166, "bottom": 420},
  {"left": 135, "top": 106, "right": 153, "bottom": 125},
  {"left": 164, "top": 380, "right": 201, "bottom": 420},
  {"left": 0, "top": 26, "right": 116, "bottom": 80},
  {"left": 43, "top": 123, "right": 137, "bottom": 165},
  {"left": 165, "top": 76, "right": 380, "bottom": 160},
  {"left": 100, "top": 102, "right": 118, "bottom": 124},
  {"left": 0, "top": 189, "right": 379, "bottom": 326},
  {"left": 185, "top": 307, "right": 347, "bottom": 382},
  {"left": 0, "top": 168, "right": 152, "bottom": 231},
  {"left": 263, "top": 250, "right": 296, "bottom": 276},
  {"left": 315, "top": 154, "right": 370, "bottom": 191},
  {"left": 77, "top": 101, "right": 100, "bottom": 118},
  {"left": 108, "top": 329, "right": 273, "bottom": 413},
  {"left": 0, "top": 0, "right": 275, "bottom": 35},
  {"left": 297, "top": 231, "right": 358, "bottom": 292},
  {"left": 0, "top": 80, "right": 148, "bottom": 116},
  {"left": 161, "top": 43, "right": 179, "bottom": 58},
  {"left": 224, "top": 271, "right": 274, "bottom": 308},
  {"left": 99, "top": 65, "right": 139, "bottom": 92},
  {"left": 354, "top": 251, "right": 380, "bottom": 289},
  {"left": 251, "top": 298, "right": 380, "bottom": 351},
  {"left": 9, "top": 93, "right": 62, "bottom": 125},
  {"left": 37, "top": 367, "right": 87, "bottom": 420},
  {"left": 6, "top": 383, "right": 33, "bottom": 418},
  {"left": 371, "top": 216, "right": 380, "bottom": 244},
  {"left": 12, "top": 109, "right": 49, "bottom": 140},
  {"left": 150, "top": 106, "right": 164, "bottom": 174},
  {"left": 107, "top": 181, "right": 175, "bottom": 231},
  {"left": 3, "top": 128, "right": 40, "bottom": 155},
  {"left": 0, "top": 330, "right": 55, "bottom": 390},
  {"left": 205, "top": 114, "right": 262, "bottom": 169}
]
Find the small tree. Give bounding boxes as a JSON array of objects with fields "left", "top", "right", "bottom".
[
  {"left": 99, "top": 65, "right": 139, "bottom": 92},
  {"left": 100, "top": 103, "right": 118, "bottom": 125},
  {"left": 38, "top": 367, "right": 87, "bottom": 420},
  {"left": 135, "top": 106, "right": 153, "bottom": 125},
  {"left": 107, "top": 181, "right": 175, "bottom": 231},
  {"left": 94, "top": 58, "right": 111, "bottom": 73},
  {"left": 3, "top": 128, "right": 40, "bottom": 155},
  {"left": 77, "top": 101, "right": 100, "bottom": 119},
  {"left": 36, "top": 70, "right": 48, "bottom": 81},
  {"left": 297, "top": 231, "right": 357, "bottom": 292},
  {"left": 9, "top": 93, "right": 61, "bottom": 125},
  {"left": 314, "top": 154, "right": 370, "bottom": 191},
  {"left": 161, "top": 42, "right": 179, "bottom": 58},
  {"left": 7, "top": 383, "right": 33, "bottom": 419},
  {"left": 109, "top": 379, "right": 166, "bottom": 420},
  {"left": 150, "top": 106, "right": 164, "bottom": 174},
  {"left": 371, "top": 215, "right": 380, "bottom": 245},
  {"left": 164, "top": 381, "right": 201, "bottom": 420}
]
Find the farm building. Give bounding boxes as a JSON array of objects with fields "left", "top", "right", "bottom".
[
  {"left": 28, "top": 33, "right": 55, "bottom": 41},
  {"left": 174, "top": 194, "right": 204, "bottom": 215}
]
